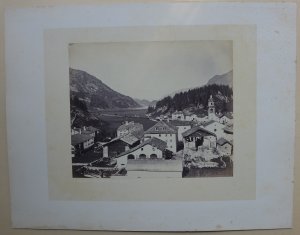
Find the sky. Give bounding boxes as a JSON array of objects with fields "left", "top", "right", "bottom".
[{"left": 69, "top": 41, "right": 232, "bottom": 101}]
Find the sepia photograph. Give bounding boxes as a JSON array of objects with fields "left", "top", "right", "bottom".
[{"left": 69, "top": 41, "right": 234, "bottom": 179}]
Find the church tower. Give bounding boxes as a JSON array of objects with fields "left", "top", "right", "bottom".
[{"left": 208, "top": 95, "right": 215, "bottom": 120}]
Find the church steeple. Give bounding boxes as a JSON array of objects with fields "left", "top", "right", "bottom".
[{"left": 208, "top": 95, "right": 215, "bottom": 119}]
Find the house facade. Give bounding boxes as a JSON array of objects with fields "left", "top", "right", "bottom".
[
  {"left": 117, "top": 137, "right": 167, "bottom": 160},
  {"left": 144, "top": 121, "right": 177, "bottom": 153},
  {"left": 217, "top": 138, "right": 233, "bottom": 156},
  {"left": 182, "top": 126, "right": 217, "bottom": 150}
]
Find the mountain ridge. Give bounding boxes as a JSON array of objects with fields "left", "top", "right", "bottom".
[
  {"left": 207, "top": 70, "right": 233, "bottom": 87},
  {"left": 69, "top": 68, "right": 141, "bottom": 110}
]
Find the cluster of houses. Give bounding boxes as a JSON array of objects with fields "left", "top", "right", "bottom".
[
  {"left": 71, "top": 95, "right": 234, "bottom": 177},
  {"left": 105, "top": 95, "right": 233, "bottom": 171}
]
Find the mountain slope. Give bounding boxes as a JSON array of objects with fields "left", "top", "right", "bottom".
[
  {"left": 70, "top": 68, "right": 141, "bottom": 110},
  {"left": 207, "top": 70, "right": 233, "bottom": 87}
]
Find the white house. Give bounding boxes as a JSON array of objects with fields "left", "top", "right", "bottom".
[
  {"left": 217, "top": 138, "right": 233, "bottom": 156},
  {"left": 182, "top": 126, "right": 217, "bottom": 150},
  {"left": 117, "top": 137, "right": 167, "bottom": 160},
  {"left": 169, "top": 120, "right": 192, "bottom": 141},
  {"left": 171, "top": 111, "right": 185, "bottom": 121},
  {"left": 201, "top": 120, "right": 226, "bottom": 139},
  {"left": 144, "top": 121, "right": 177, "bottom": 153}
]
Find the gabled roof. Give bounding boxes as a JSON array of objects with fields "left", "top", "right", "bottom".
[
  {"left": 182, "top": 126, "right": 217, "bottom": 138},
  {"left": 217, "top": 137, "right": 233, "bottom": 146},
  {"left": 71, "top": 134, "right": 94, "bottom": 146},
  {"left": 104, "top": 133, "right": 139, "bottom": 146},
  {"left": 219, "top": 113, "right": 233, "bottom": 119},
  {"left": 144, "top": 121, "right": 177, "bottom": 134},
  {"left": 117, "top": 137, "right": 167, "bottom": 157},
  {"left": 201, "top": 120, "right": 216, "bottom": 127},
  {"left": 121, "top": 134, "right": 139, "bottom": 145},
  {"left": 223, "top": 125, "right": 233, "bottom": 134}
]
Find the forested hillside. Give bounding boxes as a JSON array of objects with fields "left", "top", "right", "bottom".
[{"left": 147, "top": 84, "right": 233, "bottom": 116}]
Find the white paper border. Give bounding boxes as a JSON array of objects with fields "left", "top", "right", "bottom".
[{"left": 5, "top": 3, "right": 296, "bottom": 231}]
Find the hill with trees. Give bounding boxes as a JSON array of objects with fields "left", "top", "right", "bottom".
[{"left": 147, "top": 84, "right": 233, "bottom": 116}]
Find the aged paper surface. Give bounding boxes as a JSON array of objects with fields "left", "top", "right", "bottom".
[
  {"left": 45, "top": 26, "right": 256, "bottom": 201},
  {"left": 5, "top": 3, "right": 296, "bottom": 231}
]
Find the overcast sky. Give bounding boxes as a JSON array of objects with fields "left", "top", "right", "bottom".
[{"left": 69, "top": 41, "right": 232, "bottom": 101}]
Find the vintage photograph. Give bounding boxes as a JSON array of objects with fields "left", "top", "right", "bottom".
[{"left": 69, "top": 41, "right": 233, "bottom": 179}]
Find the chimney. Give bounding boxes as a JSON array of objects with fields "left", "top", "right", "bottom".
[
  {"left": 125, "top": 145, "right": 130, "bottom": 151},
  {"left": 103, "top": 146, "right": 108, "bottom": 158}
]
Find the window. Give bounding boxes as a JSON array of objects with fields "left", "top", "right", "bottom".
[
  {"left": 141, "top": 148, "right": 143, "bottom": 151},
  {"left": 128, "top": 154, "right": 135, "bottom": 160},
  {"left": 159, "top": 134, "right": 161, "bottom": 137},
  {"left": 150, "top": 154, "right": 158, "bottom": 159},
  {"left": 139, "top": 154, "right": 146, "bottom": 159}
]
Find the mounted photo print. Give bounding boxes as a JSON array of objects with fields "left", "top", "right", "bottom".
[
  {"left": 5, "top": 2, "right": 296, "bottom": 232},
  {"left": 69, "top": 41, "right": 234, "bottom": 179}
]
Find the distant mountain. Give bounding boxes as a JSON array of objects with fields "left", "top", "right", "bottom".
[
  {"left": 207, "top": 70, "right": 233, "bottom": 87},
  {"left": 70, "top": 68, "right": 141, "bottom": 110},
  {"left": 134, "top": 98, "right": 157, "bottom": 108}
]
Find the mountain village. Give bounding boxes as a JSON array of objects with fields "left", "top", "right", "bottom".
[{"left": 71, "top": 95, "right": 233, "bottom": 178}]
